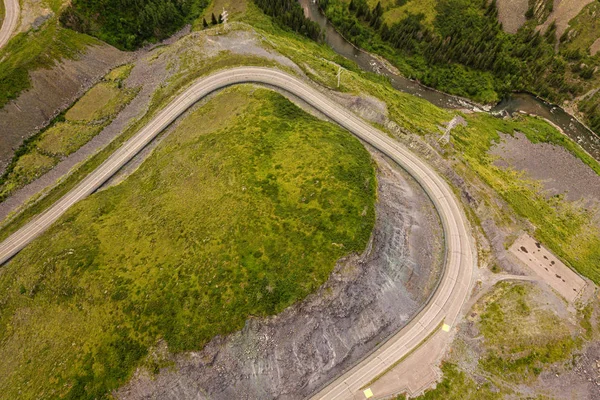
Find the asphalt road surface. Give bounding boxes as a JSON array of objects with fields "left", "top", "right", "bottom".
[
  {"left": 0, "top": 67, "right": 476, "bottom": 399},
  {"left": 0, "top": 0, "right": 18, "bottom": 49}
]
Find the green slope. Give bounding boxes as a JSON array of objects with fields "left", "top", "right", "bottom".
[{"left": 0, "top": 86, "right": 376, "bottom": 399}]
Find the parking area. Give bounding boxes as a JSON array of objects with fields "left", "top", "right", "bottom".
[{"left": 509, "top": 233, "right": 587, "bottom": 303}]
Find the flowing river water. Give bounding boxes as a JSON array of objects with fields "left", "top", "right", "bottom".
[{"left": 298, "top": 0, "right": 600, "bottom": 161}]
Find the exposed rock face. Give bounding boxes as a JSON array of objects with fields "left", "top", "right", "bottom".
[{"left": 117, "top": 153, "right": 444, "bottom": 400}]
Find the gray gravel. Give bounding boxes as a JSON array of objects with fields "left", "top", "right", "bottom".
[{"left": 490, "top": 131, "right": 600, "bottom": 204}]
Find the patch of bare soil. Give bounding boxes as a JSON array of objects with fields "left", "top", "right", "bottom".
[
  {"left": 17, "top": 0, "right": 54, "bottom": 34},
  {"left": 509, "top": 233, "right": 587, "bottom": 303},
  {"left": 531, "top": 341, "right": 600, "bottom": 399},
  {"left": 540, "top": 0, "right": 595, "bottom": 37},
  {"left": 200, "top": 28, "right": 299, "bottom": 71},
  {"left": 591, "top": 37, "right": 600, "bottom": 55},
  {"left": 490, "top": 131, "right": 600, "bottom": 204},
  {"left": 496, "top": 0, "right": 528, "bottom": 34},
  {"left": 116, "top": 152, "right": 444, "bottom": 400},
  {"left": 0, "top": 43, "right": 128, "bottom": 174}
]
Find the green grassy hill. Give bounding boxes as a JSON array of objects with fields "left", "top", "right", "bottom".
[
  {"left": 0, "top": 86, "right": 376, "bottom": 399},
  {"left": 2, "top": 1, "right": 600, "bottom": 398}
]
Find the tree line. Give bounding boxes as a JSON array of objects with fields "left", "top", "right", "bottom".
[
  {"left": 254, "top": 0, "right": 322, "bottom": 41},
  {"left": 321, "top": 0, "right": 598, "bottom": 113},
  {"left": 61, "top": 0, "right": 209, "bottom": 50}
]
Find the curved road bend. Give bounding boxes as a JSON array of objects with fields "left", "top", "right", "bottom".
[
  {"left": 0, "top": 67, "right": 476, "bottom": 398},
  {"left": 0, "top": 0, "right": 19, "bottom": 49}
]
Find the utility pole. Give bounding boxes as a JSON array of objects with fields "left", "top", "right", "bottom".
[
  {"left": 222, "top": 7, "right": 229, "bottom": 29},
  {"left": 337, "top": 67, "right": 342, "bottom": 88}
]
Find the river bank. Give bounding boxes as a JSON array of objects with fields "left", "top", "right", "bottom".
[{"left": 299, "top": 0, "right": 600, "bottom": 162}]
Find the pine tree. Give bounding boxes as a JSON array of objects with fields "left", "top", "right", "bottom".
[
  {"left": 372, "top": 1, "right": 383, "bottom": 23},
  {"left": 203, "top": 18, "right": 208, "bottom": 28},
  {"left": 525, "top": 6, "right": 534, "bottom": 19},
  {"left": 218, "top": 13, "right": 223, "bottom": 24},
  {"left": 211, "top": 13, "right": 218, "bottom": 25}
]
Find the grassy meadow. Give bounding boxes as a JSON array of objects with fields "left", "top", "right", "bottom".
[{"left": 237, "top": 2, "right": 600, "bottom": 283}]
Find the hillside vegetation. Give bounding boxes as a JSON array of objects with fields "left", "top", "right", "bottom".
[
  {"left": 0, "top": 86, "right": 376, "bottom": 399},
  {"left": 0, "top": 65, "right": 137, "bottom": 201},
  {"left": 242, "top": 2, "right": 600, "bottom": 281},
  {"left": 4, "top": 0, "right": 599, "bottom": 287},
  {"left": 560, "top": 1, "right": 600, "bottom": 54},
  {"left": 254, "top": 0, "right": 322, "bottom": 40},
  {"left": 0, "top": 18, "right": 97, "bottom": 109},
  {"left": 413, "top": 281, "right": 592, "bottom": 398},
  {"left": 60, "top": 0, "right": 210, "bottom": 49},
  {"left": 320, "top": 0, "right": 600, "bottom": 134},
  {"left": 452, "top": 112, "right": 600, "bottom": 282},
  {"left": 1, "top": 2, "right": 599, "bottom": 397}
]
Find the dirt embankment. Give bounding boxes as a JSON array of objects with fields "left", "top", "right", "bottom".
[
  {"left": 0, "top": 43, "right": 128, "bottom": 174},
  {"left": 116, "top": 153, "right": 444, "bottom": 400}
]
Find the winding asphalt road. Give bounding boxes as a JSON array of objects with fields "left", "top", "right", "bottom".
[
  {"left": 0, "top": 67, "right": 476, "bottom": 399},
  {"left": 0, "top": 0, "right": 18, "bottom": 49}
]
